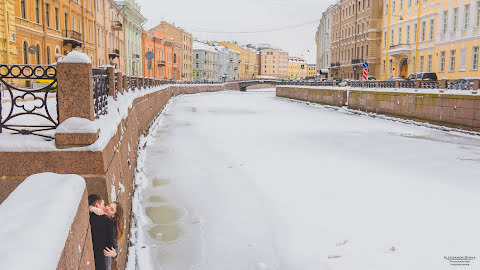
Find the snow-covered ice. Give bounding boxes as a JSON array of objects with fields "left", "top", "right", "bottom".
[
  {"left": 0, "top": 173, "right": 86, "bottom": 270},
  {"left": 129, "top": 88, "right": 480, "bottom": 270}
]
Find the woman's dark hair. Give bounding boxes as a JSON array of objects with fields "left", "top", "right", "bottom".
[{"left": 112, "top": 202, "right": 125, "bottom": 241}]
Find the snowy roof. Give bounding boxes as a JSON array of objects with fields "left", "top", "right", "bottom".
[
  {"left": 193, "top": 41, "right": 217, "bottom": 53},
  {"left": 0, "top": 173, "right": 86, "bottom": 270}
]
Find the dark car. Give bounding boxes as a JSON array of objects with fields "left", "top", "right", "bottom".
[
  {"left": 327, "top": 77, "right": 342, "bottom": 82},
  {"left": 407, "top": 72, "right": 438, "bottom": 81},
  {"left": 448, "top": 78, "right": 478, "bottom": 90}
]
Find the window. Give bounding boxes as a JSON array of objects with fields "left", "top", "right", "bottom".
[
  {"left": 413, "top": 23, "right": 417, "bottom": 42},
  {"left": 429, "top": 19, "right": 435, "bottom": 40},
  {"left": 45, "top": 4, "right": 50, "bottom": 27},
  {"left": 453, "top": 7, "right": 459, "bottom": 31},
  {"left": 415, "top": 0, "right": 418, "bottom": 5},
  {"left": 391, "top": 29, "right": 395, "bottom": 45},
  {"left": 421, "top": 21, "right": 426, "bottom": 41},
  {"left": 35, "top": 0, "right": 40, "bottom": 23},
  {"left": 366, "top": 45, "right": 368, "bottom": 57},
  {"left": 449, "top": 50, "right": 456, "bottom": 72},
  {"left": 443, "top": 10, "right": 448, "bottom": 34},
  {"left": 36, "top": 44, "right": 41, "bottom": 64},
  {"left": 382, "top": 60, "right": 386, "bottom": 74},
  {"left": 46, "top": 46, "right": 51, "bottom": 64},
  {"left": 400, "top": 0, "right": 403, "bottom": 10},
  {"left": 427, "top": 55, "right": 432, "bottom": 72},
  {"left": 408, "top": 0, "right": 412, "bottom": 8},
  {"left": 23, "top": 41, "right": 28, "bottom": 64},
  {"left": 440, "top": 51, "right": 445, "bottom": 72},
  {"left": 464, "top": 4, "right": 470, "bottom": 29},
  {"left": 420, "top": 55, "right": 424, "bottom": 72},
  {"left": 473, "top": 47, "right": 479, "bottom": 70},
  {"left": 55, "top": 8, "right": 59, "bottom": 30},
  {"left": 412, "top": 56, "right": 416, "bottom": 72},
  {"left": 398, "top": 27, "right": 402, "bottom": 44},
  {"left": 392, "top": 0, "right": 396, "bottom": 12},
  {"left": 477, "top": 1, "right": 480, "bottom": 27},
  {"left": 65, "top": 13, "right": 68, "bottom": 31},
  {"left": 389, "top": 59, "right": 393, "bottom": 74},
  {"left": 459, "top": 48, "right": 467, "bottom": 71},
  {"left": 21, "top": 0, "right": 26, "bottom": 19},
  {"left": 383, "top": 31, "right": 387, "bottom": 47},
  {"left": 406, "top": 24, "right": 411, "bottom": 43}
]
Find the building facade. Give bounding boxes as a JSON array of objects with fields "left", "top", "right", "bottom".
[
  {"left": 150, "top": 21, "right": 193, "bottom": 81},
  {"left": 229, "top": 49, "right": 241, "bottom": 80},
  {"left": 316, "top": 5, "right": 334, "bottom": 77},
  {"left": 259, "top": 49, "right": 288, "bottom": 79},
  {"left": 214, "top": 45, "right": 231, "bottom": 81},
  {"left": 1, "top": 0, "right": 17, "bottom": 64},
  {"left": 116, "top": 0, "right": 146, "bottom": 76},
  {"left": 288, "top": 57, "right": 307, "bottom": 80},
  {"left": 142, "top": 29, "right": 181, "bottom": 80},
  {"left": 330, "top": 0, "right": 383, "bottom": 79},
  {"left": 381, "top": 0, "right": 480, "bottom": 80},
  {"left": 15, "top": 0, "right": 96, "bottom": 66},
  {"left": 218, "top": 42, "right": 259, "bottom": 80},
  {"left": 307, "top": 64, "right": 317, "bottom": 78},
  {"left": 193, "top": 41, "right": 217, "bottom": 82}
]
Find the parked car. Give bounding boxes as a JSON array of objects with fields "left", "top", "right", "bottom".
[
  {"left": 327, "top": 77, "right": 342, "bottom": 83},
  {"left": 338, "top": 79, "right": 353, "bottom": 87},
  {"left": 447, "top": 78, "right": 478, "bottom": 90},
  {"left": 367, "top": 76, "right": 377, "bottom": 81},
  {"left": 407, "top": 72, "right": 438, "bottom": 81}
]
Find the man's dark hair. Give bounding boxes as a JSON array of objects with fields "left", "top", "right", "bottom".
[{"left": 88, "top": 194, "right": 103, "bottom": 206}]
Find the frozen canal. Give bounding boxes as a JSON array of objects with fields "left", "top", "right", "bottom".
[{"left": 128, "top": 89, "right": 480, "bottom": 270}]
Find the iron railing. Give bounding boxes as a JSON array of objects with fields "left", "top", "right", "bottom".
[
  {"left": 92, "top": 68, "right": 108, "bottom": 118},
  {"left": 0, "top": 64, "right": 58, "bottom": 139}
]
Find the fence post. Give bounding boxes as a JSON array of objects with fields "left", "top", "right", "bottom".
[
  {"left": 139, "top": 77, "right": 144, "bottom": 89},
  {"left": 376, "top": 81, "right": 380, "bottom": 88},
  {"left": 107, "top": 67, "right": 116, "bottom": 100},
  {"left": 415, "top": 80, "right": 421, "bottom": 89},
  {"left": 394, "top": 80, "right": 400, "bottom": 88},
  {"left": 123, "top": 74, "right": 127, "bottom": 92},
  {"left": 473, "top": 79, "right": 480, "bottom": 91},
  {"left": 116, "top": 71, "right": 123, "bottom": 95},
  {"left": 134, "top": 76, "right": 139, "bottom": 89},
  {"left": 440, "top": 79, "right": 448, "bottom": 89},
  {"left": 55, "top": 51, "right": 98, "bottom": 148},
  {"left": 361, "top": 81, "right": 365, "bottom": 88}
]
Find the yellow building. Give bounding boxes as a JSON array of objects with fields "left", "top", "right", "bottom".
[
  {"left": 14, "top": 0, "right": 96, "bottom": 66},
  {"left": 381, "top": 0, "right": 480, "bottom": 80},
  {"left": 0, "top": 0, "right": 17, "bottom": 64},
  {"left": 218, "top": 41, "right": 258, "bottom": 80},
  {"left": 307, "top": 64, "right": 316, "bottom": 78},
  {"left": 288, "top": 57, "right": 307, "bottom": 80}
]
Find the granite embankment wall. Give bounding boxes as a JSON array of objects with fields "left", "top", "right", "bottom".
[
  {"left": 276, "top": 86, "right": 480, "bottom": 131},
  {"left": 0, "top": 82, "right": 240, "bottom": 270}
]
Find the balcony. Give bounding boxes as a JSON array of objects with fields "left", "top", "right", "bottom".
[
  {"left": 388, "top": 43, "right": 412, "bottom": 57},
  {"left": 108, "top": 49, "right": 120, "bottom": 59},
  {"left": 112, "top": 21, "right": 123, "bottom": 31},
  {"left": 63, "top": 30, "right": 82, "bottom": 48},
  {"left": 331, "top": 62, "right": 340, "bottom": 68},
  {"left": 157, "top": 60, "right": 165, "bottom": 66},
  {"left": 351, "top": 58, "right": 364, "bottom": 65}
]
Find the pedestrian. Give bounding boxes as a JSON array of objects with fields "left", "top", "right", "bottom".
[
  {"left": 103, "top": 201, "right": 125, "bottom": 270},
  {"left": 88, "top": 194, "right": 114, "bottom": 270}
]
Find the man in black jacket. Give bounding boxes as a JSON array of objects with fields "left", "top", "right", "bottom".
[{"left": 88, "top": 194, "right": 114, "bottom": 270}]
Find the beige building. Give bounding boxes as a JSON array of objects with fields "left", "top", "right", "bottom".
[
  {"left": 1, "top": 0, "right": 17, "bottom": 64},
  {"left": 150, "top": 21, "right": 193, "bottom": 81},
  {"left": 218, "top": 42, "right": 259, "bottom": 80},
  {"left": 259, "top": 49, "right": 288, "bottom": 79},
  {"left": 330, "top": 0, "right": 383, "bottom": 79},
  {"left": 288, "top": 57, "right": 307, "bottom": 80},
  {"left": 95, "top": 0, "right": 126, "bottom": 70}
]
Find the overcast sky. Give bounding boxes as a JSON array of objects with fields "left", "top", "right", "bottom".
[{"left": 138, "top": 0, "right": 337, "bottom": 64}]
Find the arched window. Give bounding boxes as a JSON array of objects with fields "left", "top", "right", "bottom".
[
  {"left": 36, "top": 44, "right": 41, "bottom": 64},
  {"left": 46, "top": 46, "right": 51, "bottom": 64},
  {"left": 23, "top": 41, "right": 28, "bottom": 64}
]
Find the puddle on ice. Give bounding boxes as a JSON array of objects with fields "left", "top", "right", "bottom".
[
  {"left": 145, "top": 205, "right": 183, "bottom": 224},
  {"left": 148, "top": 224, "right": 182, "bottom": 243},
  {"left": 152, "top": 177, "right": 169, "bottom": 187},
  {"left": 148, "top": 195, "right": 165, "bottom": 203}
]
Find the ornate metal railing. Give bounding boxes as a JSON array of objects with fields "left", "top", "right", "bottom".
[
  {"left": 0, "top": 64, "right": 58, "bottom": 139},
  {"left": 130, "top": 76, "right": 136, "bottom": 91},
  {"left": 114, "top": 72, "right": 118, "bottom": 96},
  {"left": 364, "top": 81, "right": 377, "bottom": 88},
  {"left": 399, "top": 80, "right": 416, "bottom": 88},
  {"left": 420, "top": 81, "right": 440, "bottom": 89},
  {"left": 378, "top": 81, "right": 395, "bottom": 88},
  {"left": 92, "top": 68, "right": 108, "bottom": 118},
  {"left": 352, "top": 81, "right": 363, "bottom": 87}
]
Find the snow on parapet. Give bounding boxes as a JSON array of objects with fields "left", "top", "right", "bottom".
[
  {"left": 58, "top": 50, "right": 92, "bottom": 64},
  {"left": 56, "top": 117, "right": 98, "bottom": 134},
  {"left": 0, "top": 173, "right": 86, "bottom": 270}
]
